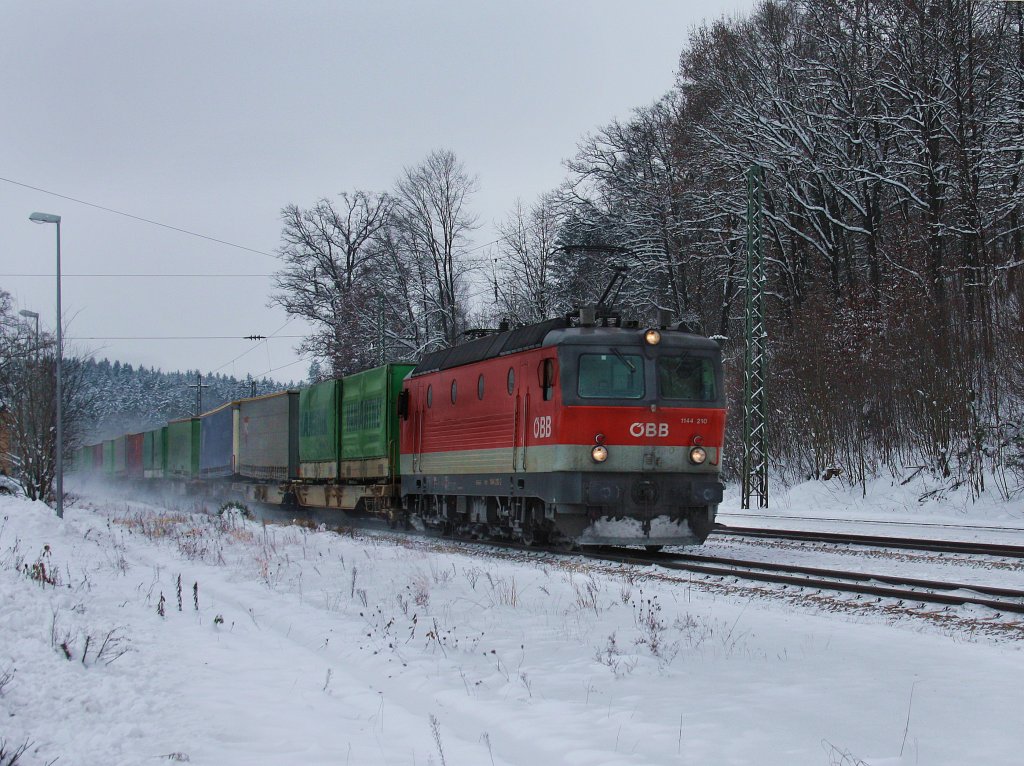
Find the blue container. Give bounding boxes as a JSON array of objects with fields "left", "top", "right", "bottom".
[{"left": 200, "top": 401, "right": 237, "bottom": 478}]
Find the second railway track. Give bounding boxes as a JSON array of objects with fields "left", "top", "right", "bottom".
[
  {"left": 712, "top": 524, "right": 1024, "bottom": 558},
  {"left": 583, "top": 547, "right": 1024, "bottom": 615}
]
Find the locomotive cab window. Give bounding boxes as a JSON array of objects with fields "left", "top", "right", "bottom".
[
  {"left": 578, "top": 352, "right": 644, "bottom": 399},
  {"left": 477, "top": 374, "right": 485, "bottom": 400},
  {"left": 539, "top": 358, "right": 557, "bottom": 401},
  {"left": 451, "top": 379, "right": 457, "bottom": 404},
  {"left": 658, "top": 355, "right": 717, "bottom": 401},
  {"left": 426, "top": 385, "right": 433, "bottom": 408},
  {"left": 507, "top": 367, "right": 515, "bottom": 395}
]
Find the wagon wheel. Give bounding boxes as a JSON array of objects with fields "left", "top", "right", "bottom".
[{"left": 521, "top": 525, "right": 537, "bottom": 547}]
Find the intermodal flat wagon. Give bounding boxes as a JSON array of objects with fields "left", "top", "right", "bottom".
[
  {"left": 237, "top": 392, "right": 298, "bottom": 480},
  {"left": 298, "top": 379, "right": 340, "bottom": 481},
  {"left": 143, "top": 427, "right": 167, "bottom": 479},
  {"left": 200, "top": 401, "right": 237, "bottom": 478},
  {"left": 125, "top": 433, "right": 145, "bottom": 479},
  {"left": 167, "top": 418, "right": 200, "bottom": 479}
]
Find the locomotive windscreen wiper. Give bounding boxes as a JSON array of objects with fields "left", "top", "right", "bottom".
[{"left": 612, "top": 348, "right": 636, "bottom": 373}]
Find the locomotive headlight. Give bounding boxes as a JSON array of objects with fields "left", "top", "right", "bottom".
[
  {"left": 689, "top": 446, "right": 708, "bottom": 465},
  {"left": 591, "top": 444, "right": 609, "bottom": 463},
  {"left": 644, "top": 328, "right": 662, "bottom": 345}
]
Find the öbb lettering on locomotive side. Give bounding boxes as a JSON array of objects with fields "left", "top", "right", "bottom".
[
  {"left": 629, "top": 422, "right": 670, "bottom": 438},
  {"left": 74, "top": 310, "right": 727, "bottom": 549}
]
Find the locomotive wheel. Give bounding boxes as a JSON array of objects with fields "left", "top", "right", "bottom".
[{"left": 521, "top": 524, "right": 549, "bottom": 547}]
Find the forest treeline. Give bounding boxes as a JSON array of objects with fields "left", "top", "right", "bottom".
[
  {"left": 0, "top": 289, "right": 288, "bottom": 499},
  {"left": 78, "top": 359, "right": 287, "bottom": 442},
  {"left": 276, "top": 0, "right": 1023, "bottom": 498}
]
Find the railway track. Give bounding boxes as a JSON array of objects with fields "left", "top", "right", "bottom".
[
  {"left": 712, "top": 524, "right": 1024, "bottom": 558},
  {"left": 221, "top": 500, "right": 1024, "bottom": 616},
  {"left": 717, "top": 511, "right": 1024, "bottom": 534},
  {"left": 582, "top": 547, "right": 1024, "bottom": 615}
]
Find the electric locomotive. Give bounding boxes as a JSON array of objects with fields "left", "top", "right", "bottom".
[{"left": 398, "top": 306, "right": 726, "bottom": 549}]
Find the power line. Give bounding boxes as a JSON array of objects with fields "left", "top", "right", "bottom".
[
  {"left": 208, "top": 316, "right": 297, "bottom": 375},
  {"left": 254, "top": 353, "right": 317, "bottom": 378},
  {"left": 1, "top": 273, "right": 274, "bottom": 278},
  {"left": 67, "top": 335, "right": 305, "bottom": 340},
  {"left": 0, "top": 175, "right": 277, "bottom": 259}
]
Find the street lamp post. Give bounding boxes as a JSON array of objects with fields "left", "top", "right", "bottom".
[
  {"left": 29, "top": 212, "right": 63, "bottom": 519},
  {"left": 18, "top": 309, "right": 39, "bottom": 360}
]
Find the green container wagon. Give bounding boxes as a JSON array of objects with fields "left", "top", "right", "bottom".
[
  {"left": 113, "top": 435, "right": 128, "bottom": 478},
  {"left": 167, "top": 418, "right": 200, "bottom": 478},
  {"left": 143, "top": 427, "right": 168, "bottom": 478},
  {"left": 340, "top": 364, "right": 414, "bottom": 480},
  {"left": 299, "top": 379, "right": 340, "bottom": 480},
  {"left": 103, "top": 439, "right": 115, "bottom": 477}
]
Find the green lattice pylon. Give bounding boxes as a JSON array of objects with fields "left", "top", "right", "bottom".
[{"left": 742, "top": 165, "right": 769, "bottom": 509}]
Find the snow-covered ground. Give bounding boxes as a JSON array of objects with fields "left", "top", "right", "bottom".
[{"left": 2, "top": 487, "right": 1023, "bottom": 766}]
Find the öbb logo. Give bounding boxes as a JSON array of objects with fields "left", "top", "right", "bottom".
[
  {"left": 630, "top": 422, "right": 668, "bottom": 438},
  {"left": 532, "top": 416, "right": 552, "bottom": 439}
]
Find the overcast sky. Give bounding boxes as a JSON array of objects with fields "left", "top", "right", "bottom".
[{"left": 2, "top": 0, "right": 754, "bottom": 382}]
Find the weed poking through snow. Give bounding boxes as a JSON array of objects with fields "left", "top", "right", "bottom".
[
  {"left": 0, "top": 738, "right": 31, "bottom": 766},
  {"left": 48, "top": 607, "right": 130, "bottom": 665},
  {"left": 429, "top": 714, "right": 447, "bottom": 766},
  {"left": 23, "top": 544, "right": 60, "bottom": 587},
  {"left": 0, "top": 663, "right": 14, "bottom": 696},
  {"left": 595, "top": 631, "right": 638, "bottom": 677}
]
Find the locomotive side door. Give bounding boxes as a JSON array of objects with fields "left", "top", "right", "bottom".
[{"left": 513, "top": 360, "right": 531, "bottom": 472}]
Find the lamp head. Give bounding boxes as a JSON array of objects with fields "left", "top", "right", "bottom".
[
  {"left": 29, "top": 212, "right": 61, "bottom": 224},
  {"left": 19, "top": 310, "right": 39, "bottom": 319}
]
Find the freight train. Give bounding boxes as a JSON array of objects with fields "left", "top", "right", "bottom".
[{"left": 73, "top": 310, "right": 726, "bottom": 549}]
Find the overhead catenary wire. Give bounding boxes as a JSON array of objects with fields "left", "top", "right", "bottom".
[
  {"left": 0, "top": 175, "right": 515, "bottom": 262},
  {"left": 3, "top": 175, "right": 530, "bottom": 383},
  {"left": 66, "top": 335, "right": 306, "bottom": 340},
  {"left": 1, "top": 273, "right": 275, "bottom": 278},
  {"left": 208, "top": 316, "right": 297, "bottom": 376},
  {"left": 0, "top": 175, "right": 277, "bottom": 259},
  {"left": 252, "top": 353, "right": 319, "bottom": 379}
]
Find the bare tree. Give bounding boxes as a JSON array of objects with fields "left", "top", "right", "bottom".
[
  {"left": 493, "top": 193, "right": 564, "bottom": 324},
  {"left": 0, "top": 291, "right": 93, "bottom": 501},
  {"left": 542, "top": 0, "right": 1024, "bottom": 494},
  {"left": 388, "top": 149, "right": 479, "bottom": 349},
  {"left": 272, "top": 191, "right": 392, "bottom": 375}
]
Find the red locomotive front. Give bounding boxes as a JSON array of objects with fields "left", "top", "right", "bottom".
[{"left": 399, "top": 317, "right": 726, "bottom": 548}]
